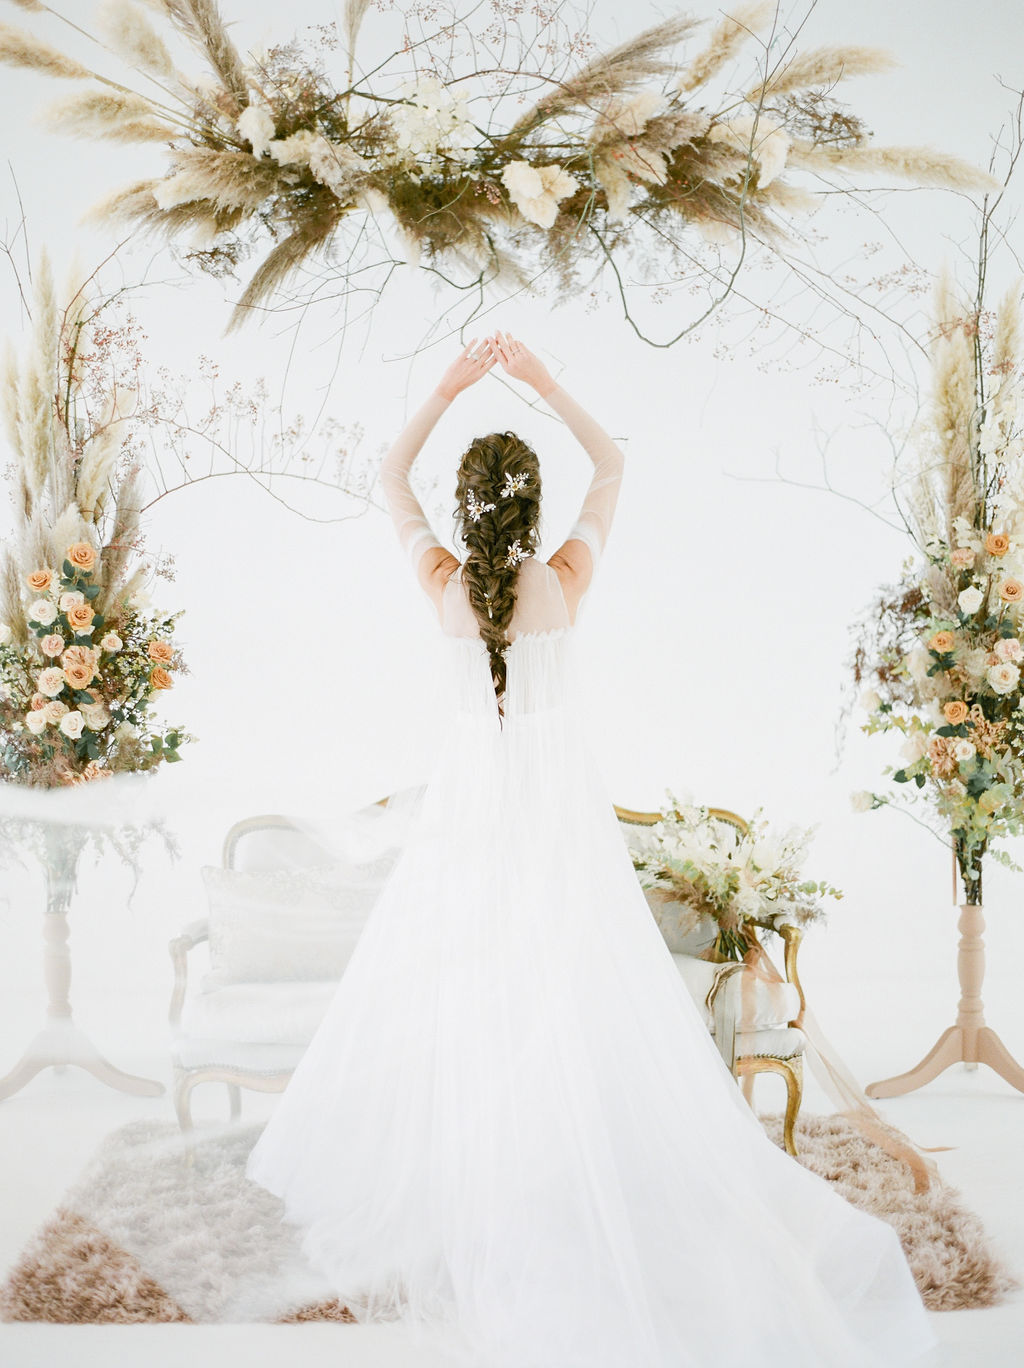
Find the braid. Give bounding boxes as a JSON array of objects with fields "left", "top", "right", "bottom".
[{"left": 453, "top": 431, "right": 542, "bottom": 714}]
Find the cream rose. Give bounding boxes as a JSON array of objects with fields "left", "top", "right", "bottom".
[
  {"left": 954, "top": 739, "right": 977, "bottom": 763},
  {"left": 59, "top": 710, "right": 85, "bottom": 739},
  {"left": 849, "top": 790, "right": 875, "bottom": 813},
  {"left": 30, "top": 598, "right": 57, "bottom": 626},
  {"left": 66, "top": 602, "right": 95, "bottom": 633},
  {"left": 43, "top": 699, "right": 68, "bottom": 724},
  {"left": 40, "top": 633, "right": 65, "bottom": 657},
  {"left": 25, "top": 710, "right": 48, "bottom": 735},
  {"left": 147, "top": 639, "right": 174, "bottom": 665},
  {"left": 80, "top": 701, "right": 111, "bottom": 730},
  {"left": 37, "top": 666, "right": 66, "bottom": 696},
  {"left": 995, "top": 637, "right": 1023, "bottom": 663},
  {"left": 26, "top": 569, "right": 53, "bottom": 593},
  {"left": 59, "top": 590, "right": 85, "bottom": 612},
  {"left": 100, "top": 632, "right": 123, "bottom": 652},
  {"left": 987, "top": 661, "right": 1020, "bottom": 695},
  {"left": 958, "top": 586, "right": 984, "bottom": 614},
  {"left": 66, "top": 542, "right": 96, "bottom": 572},
  {"left": 858, "top": 687, "right": 882, "bottom": 712}
]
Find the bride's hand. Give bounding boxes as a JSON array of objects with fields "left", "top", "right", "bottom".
[
  {"left": 435, "top": 337, "right": 497, "bottom": 402},
  {"left": 489, "top": 331, "right": 556, "bottom": 397}
]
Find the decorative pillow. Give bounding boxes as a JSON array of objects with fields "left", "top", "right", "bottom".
[
  {"left": 642, "top": 887, "right": 719, "bottom": 956},
  {"left": 200, "top": 856, "right": 396, "bottom": 986}
]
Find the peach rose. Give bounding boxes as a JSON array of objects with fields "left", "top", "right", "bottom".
[
  {"left": 61, "top": 645, "right": 97, "bottom": 689},
  {"left": 149, "top": 666, "right": 173, "bottom": 691},
  {"left": 147, "top": 639, "right": 174, "bottom": 665},
  {"left": 40, "top": 633, "right": 65, "bottom": 657},
  {"left": 985, "top": 532, "right": 1010, "bottom": 558},
  {"left": 999, "top": 578, "right": 1024, "bottom": 604},
  {"left": 66, "top": 542, "right": 96, "bottom": 572},
  {"left": 66, "top": 602, "right": 95, "bottom": 633},
  {"left": 30, "top": 691, "right": 47, "bottom": 711},
  {"left": 943, "top": 700, "right": 969, "bottom": 726},
  {"left": 928, "top": 630, "right": 955, "bottom": 653},
  {"left": 26, "top": 569, "right": 53, "bottom": 593},
  {"left": 950, "top": 547, "right": 976, "bottom": 569}
]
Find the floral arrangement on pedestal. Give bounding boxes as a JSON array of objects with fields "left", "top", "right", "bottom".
[
  {"left": 851, "top": 265, "right": 1024, "bottom": 904},
  {"left": 0, "top": 0, "right": 993, "bottom": 331},
  {"left": 0, "top": 253, "right": 192, "bottom": 786},
  {"left": 626, "top": 793, "right": 841, "bottom": 961}
]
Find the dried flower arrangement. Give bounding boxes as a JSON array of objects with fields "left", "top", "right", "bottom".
[
  {"left": 0, "top": 0, "right": 995, "bottom": 333},
  {"left": 0, "top": 251, "right": 193, "bottom": 785},
  {"left": 851, "top": 226, "right": 1024, "bottom": 904},
  {"left": 626, "top": 793, "right": 841, "bottom": 961}
]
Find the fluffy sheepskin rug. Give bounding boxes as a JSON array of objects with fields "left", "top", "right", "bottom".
[{"left": 0, "top": 1114, "right": 1015, "bottom": 1323}]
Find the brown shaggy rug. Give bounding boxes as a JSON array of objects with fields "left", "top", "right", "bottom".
[{"left": 0, "top": 1113, "right": 1015, "bottom": 1324}]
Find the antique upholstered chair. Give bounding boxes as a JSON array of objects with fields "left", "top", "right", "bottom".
[
  {"left": 168, "top": 799, "right": 399, "bottom": 1131},
  {"left": 614, "top": 805, "right": 807, "bottom": 1156}
]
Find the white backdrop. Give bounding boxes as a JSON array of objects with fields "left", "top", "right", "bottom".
[{"left": 2, "top": 0, "right": 1024, "bottom": 1068}]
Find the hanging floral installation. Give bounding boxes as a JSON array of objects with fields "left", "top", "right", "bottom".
[
  {"left": 0, "top": 0, "right": 995, "bottom": 340},
  {"left": 850, "top": 185, "right": 1024, "bottom": 905},
  {"left": 626, "top": 793, "right": 841, "bottom": 962},
  {"left": 0, "top": 250, "right": 195, "bottom": 785}
]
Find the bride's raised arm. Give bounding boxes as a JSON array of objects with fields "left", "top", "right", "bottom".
[{"left": 379, "top": 338, "right": 496, "bottom": 606}]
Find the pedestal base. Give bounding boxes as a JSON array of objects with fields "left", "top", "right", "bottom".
[
  {"left": 867, "top": 902, "right": 1024, "bottom": 1099},
  {"left": 0, "top": 1015, "right": 165, "bottom": 1101}
]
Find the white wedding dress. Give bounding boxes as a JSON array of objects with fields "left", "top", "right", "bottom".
[{"left": 245, "top": 384, "right": 937, "bottom": 1367}]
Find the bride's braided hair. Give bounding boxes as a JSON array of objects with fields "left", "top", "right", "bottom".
[{"left": 453, "top": 430, "right": 541, "bottom": 711}]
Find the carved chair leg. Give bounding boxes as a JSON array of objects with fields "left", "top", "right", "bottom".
[
  {"left": 173, "top": 1072, "right": 194, "bottom": 1134},
  {"left": 735, "top": 1056, "right": 802, "bottom": 1158}
]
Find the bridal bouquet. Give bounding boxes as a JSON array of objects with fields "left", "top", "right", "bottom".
[
  {"left": 852, "top": 268, "right": 1024, "bottom": 903},
  {"left": 0, "top": 1, "right": 991, "bottom": 329},
  {"left": 627, "top": 793, "right": 841, "bottom": 961},
  {"left": 0, "top": 252, "right": 192, "bottom": 787}
]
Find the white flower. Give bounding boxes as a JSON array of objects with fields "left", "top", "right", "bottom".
[
  {"left": 858, "top": 687, "right": 882, "bottom": 712},
  {"left": 30, "top": 598, "right": 57, "bottom": 625},
  {"left": 995, "top": 637, "right": 1023, "bottom": 663},
  {"left": 268, "top": 130, "right": 319, "bottom": 166},
  {"left": 500, "top": 160, "right": 579, "bottom": 229},
  {"left": 850, "top": 789, "right": 875, "bottom": 813},
  {"left": 237, "top": 103, "right": 276, "bottom": 158},
  {"left": 0, "top": 622, "right": 10, "bottom": 645},
  {"left": 59, "top": 710, "right": 85, "bottom": 739},
  {"left": 80, "top": 701, "right": 111, "bottom": 731},
  {"left": 987, "top": 661, "right": 1020, "bottom": 695},
  {"left": 954, "top": 739, "right": 977, "bottom": 763},
  {"left": 43, "top": 699, "right": 68, "bottom": 724},
  {"left": 25, "top": 710, "right": 48, "bottom": 735},
  {"left": 709, "top": 114, "right": 790, "bottom": 186},
  {"left": 59, "top": 590, "right": 85, "bottom": 611},
  {"left": 390, "top": 75, "right": 475, "bottom": 159},
  {"left": 37, "top": 667, "right": 65, "bottom": 696},
  {"left": 900, "top": 732, "right": 929, "bottom": 762},
  {"left": 100, "top": 632, "right": 123, "bottom": 652},
  {"left": 958, "top": 586, "right": 985, "bottom": 614}
]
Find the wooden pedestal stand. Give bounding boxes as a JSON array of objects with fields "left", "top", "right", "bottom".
[
  {"left": 0, "top": 824, "right": 164, "bottom": 1102},
  {"left": 866, "top": 901, "right": 1024, "bottom": 1098}
]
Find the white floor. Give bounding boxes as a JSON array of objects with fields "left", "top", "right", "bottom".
[{"left": 1, "top": 859, "right": 1022, "bottom": 1367}]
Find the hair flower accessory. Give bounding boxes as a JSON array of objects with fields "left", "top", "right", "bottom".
[
  {"left": 504, "top": 539, "right": 532, "bottom": 569},
  {"left": 500, "top": 470, "right": 530, "bottom": 498},
  {"left": 465, "top": 488, "right": 497, "bottom": 522}
]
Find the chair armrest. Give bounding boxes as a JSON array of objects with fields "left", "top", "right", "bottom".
[
  {"left": 169, "top": 918, "right": 210, "bottom": 1028},
  {"left": 778, "top": 924, "right": 805, "bottom": 1029}
]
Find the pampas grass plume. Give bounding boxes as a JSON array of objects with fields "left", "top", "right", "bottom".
[
  {"left": 98, "top": 0, "right": 177, "bottom": 78},
  {"left": 677, "top": 1, "right": 775, "bottom": 94},
  {"left": 0, "top": 22, "right": 94, "bottom": 80}
]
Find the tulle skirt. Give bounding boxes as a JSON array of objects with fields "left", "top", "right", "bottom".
[{"left": 245, "top": 635, "right": 936, "bottom": 1367}]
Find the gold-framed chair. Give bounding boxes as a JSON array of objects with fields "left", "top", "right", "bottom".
[{"left": 614, "top": 804, "right": 807, "bottom": 1156}]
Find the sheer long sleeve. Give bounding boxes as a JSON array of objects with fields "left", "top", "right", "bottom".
[
  {"left": 543, "top": 383, "right": 625, "bottom": 571},
  {"left": 379, "top": 389, "right": 451, "bottom": 570}
]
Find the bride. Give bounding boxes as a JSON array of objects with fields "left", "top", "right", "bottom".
[{"left": 245, "top": 333, "right": 937, "bottom": 1367}]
